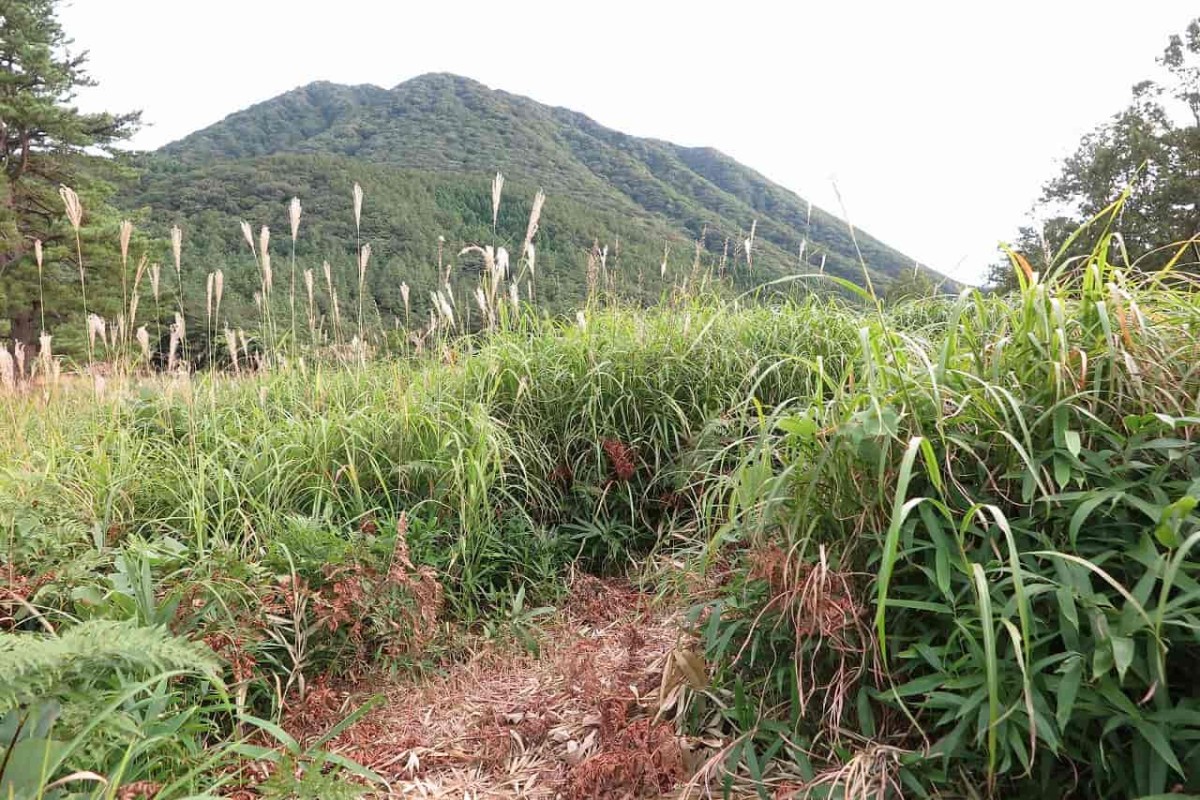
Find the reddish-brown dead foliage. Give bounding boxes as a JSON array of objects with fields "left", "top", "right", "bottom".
[
  {"left": 548, "top": 460, "right": 574, "bottom": 487},
  {"left": 568, "top": 717, "right": 686, "bottom": 798},
  {"left": 298, "top": 578, "right": 695, "bottom": 798},
  {"left": 113, "top": 781, "right": 161, "bottom": 800},
  {"left": 602, "top": 438, "right": 637, "bottom": 482}
]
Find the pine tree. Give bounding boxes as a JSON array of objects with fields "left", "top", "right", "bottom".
[{"left": 0, "top": 0, "right": 139, "bottom": 354}]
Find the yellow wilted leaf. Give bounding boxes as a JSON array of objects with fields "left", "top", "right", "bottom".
[{"left": 672, "top": 648, "right": 708, "bottom": 689}]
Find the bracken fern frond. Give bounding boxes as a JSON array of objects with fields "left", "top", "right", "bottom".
[{"left": 0, "top": 621, "right": 220, "bottom": 711}]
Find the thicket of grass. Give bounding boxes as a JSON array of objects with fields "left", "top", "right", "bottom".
[{"left": 4, "top": 201, "right": 1200, "bottom": 797}]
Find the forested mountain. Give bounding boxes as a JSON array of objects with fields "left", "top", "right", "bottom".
[{"left": 125, "top": 73, "right": 946, "bottom": 326}]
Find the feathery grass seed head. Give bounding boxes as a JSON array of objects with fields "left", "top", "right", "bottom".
[
  {"left": 119, "top": 220, "right": 133, "bottom": 263},
  {"left": 491, "top": 171, "right": 504, "bottom": 230},
  {"left": 171, "top": 226, "right": 182, "bottom": 275},
  {"left": 59, "top": 185, "right": 83, "bottom": 231},
  {"left": 289, "top": 197, "right": 302, "bottom": 241}
]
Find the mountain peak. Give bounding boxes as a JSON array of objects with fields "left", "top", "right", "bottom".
[
  {"left": 393, "top": 72, "right": 489, "bottom": 91},
  {"left": 150, "top": 77, "right": 947, "bottom": 289}
]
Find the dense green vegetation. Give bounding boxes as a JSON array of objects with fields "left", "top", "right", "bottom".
[
  {"left": 2, "top": 0, "right": 947, "bottom": 359},
  {"left": 5, "top": 3, "right": 1200, "bottom": 798},
  {"left": 0, "top": 0, "right": 141, "bottom": 354},
  {"left": 150, "top": 72, "right": 923, "bottom": 287},
  {"left": 123, "top": 154, "right": 703, "bottom": 328},
  {"left": 113, "top": 72, "right": 945, "bottom": 333},
  {"left": 5, "top": 214, "right": 1200, "bottom": 796}
]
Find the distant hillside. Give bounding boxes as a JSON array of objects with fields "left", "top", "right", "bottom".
[{"left": 125, "top": 73, "right": 947, "bottom": 324}]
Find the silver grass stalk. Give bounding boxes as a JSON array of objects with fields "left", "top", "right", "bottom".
[
  {"left": 661, "top": 243, "right": 670, "bottom": 279},
  {"left": 474, "top": 285, "right": 488, "bottom": 317},
  {"left": 60, "top": 186, "right": 90, "bottom": 356},
  {"left": 358, "top": 243, "right": 371, "bottom": 285},
  {"left": 304, "top": 269, "right": 315, "bottom": 331},
  {"left": 0, "top": 347, "right": 15, "bottom": 392},
  {"left": 87, "top": 314, "right": 106, "bottom": 352},
  {"left": 400, "top": 282, "right": 410, "bottom": 316},
  {"left": 526, "top": 243, "right": 536, "bottom": 277},
  {"left": 434, "top": 290, "right": 455, "bottom": 326},
  {"left": 136, "top": 326, "right": 151, "bottom": 362},
  {"left": 520, "top": 189, "right": 544, "bottom": 266},
  {"left": 357, "top": 243, "right": 371, "bottom": 341},
  {"left": 59, "top": 185, "right": 82, "bottom": 231},
  {"left": 13, "top": 341, "right": 25, "bottom": 379},
  {"left": 240, "top": 220, "right": 255, "bottom": 253},
  {"left": 289, "top": 197, "right": 302, "bottom": 242},
  {"left": 206, "top": 272, "right": 215, "bottom": 323},
  {"left": 437, "top": 234, "right": 446, "bottom": 286},
  {"left": 508, "top": 281, "right": 519, "bottom": 316},
  {"left": 496, "top": 247, "right": 509, "bottom": 281},
  {"left": 130, "top": 255, "right": 147, "bottom": 326},
  {"left": 289, "top": 198, "right": 302, "bottom": 344},
  {"left": 490, "top": 260, "right": 503, "bottom": 305},
  {"left": 262, "top": 253, "right": 273, "bottom": 293},
  {"left": 168, "top": 323, "right": 180, "bottom": 373},
  {"left": 33, "top": 238, "right": 45, "bottom": 334},
  {"left": 322, "top": 261, "right": 333, "bottom": 297},
  {"left": 743, "top": 219, "right": 757, "bottom": 272},
  {"left": 353, "top": 183, "right": 363, "bottom": 232},
  {"left": 491, "top": 171, "right": 504, "bottom": 231},
  {"left": 171, "top": 226, "right": 182, "bottom": 276},
  {"left": 225, "top": 327, "right": 240, "bottom": 374},
  {"left": 119, "top": 220, "right": 132, "bottom": 262},
  {"left": 150, "top": 263, "right": 161, "bottom": 302},
  {"left": 215, "top": 270, "right": 224, "bottom": 320},
  {"left": 39, "top": 333, "right": 52, "bottom": 375}
]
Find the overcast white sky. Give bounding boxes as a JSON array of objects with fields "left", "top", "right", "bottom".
[{"left": 59, "top": 1, "right": 1196, "bottom": 284}]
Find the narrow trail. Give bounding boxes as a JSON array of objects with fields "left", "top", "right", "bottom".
[{"left": 302, "top": 576, "right": 709, "bottom": 799}]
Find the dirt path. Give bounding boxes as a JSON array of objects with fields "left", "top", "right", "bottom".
[{"left": 314, "top": 575, "right": 708, "bottom": 798}]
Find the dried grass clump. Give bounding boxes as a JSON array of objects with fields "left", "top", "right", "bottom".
[
  {"left": 567, "top": 717, "right": 685, "bottom": 798},
  {"left": 310, "top": 580, "right": 694, "bottom": 798},
  {"left": 746, "top": 543, "right": 876, "bottom": 723}
]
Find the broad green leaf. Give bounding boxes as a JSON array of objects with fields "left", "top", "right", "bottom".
[
  {"left": 1111, "top": 636, "right": 1135, "bottom": 683},
  {"left": 1056, "top": 657, "right": 1082, "bottom": 733}
]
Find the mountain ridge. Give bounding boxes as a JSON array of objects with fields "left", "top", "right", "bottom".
[{"left": 126, "top": 72, "right": 950, "bottom": 326}]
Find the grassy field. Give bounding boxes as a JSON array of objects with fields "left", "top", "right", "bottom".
[{"left": 4, "top": 186, "right": 1200, "bottom": 798}]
